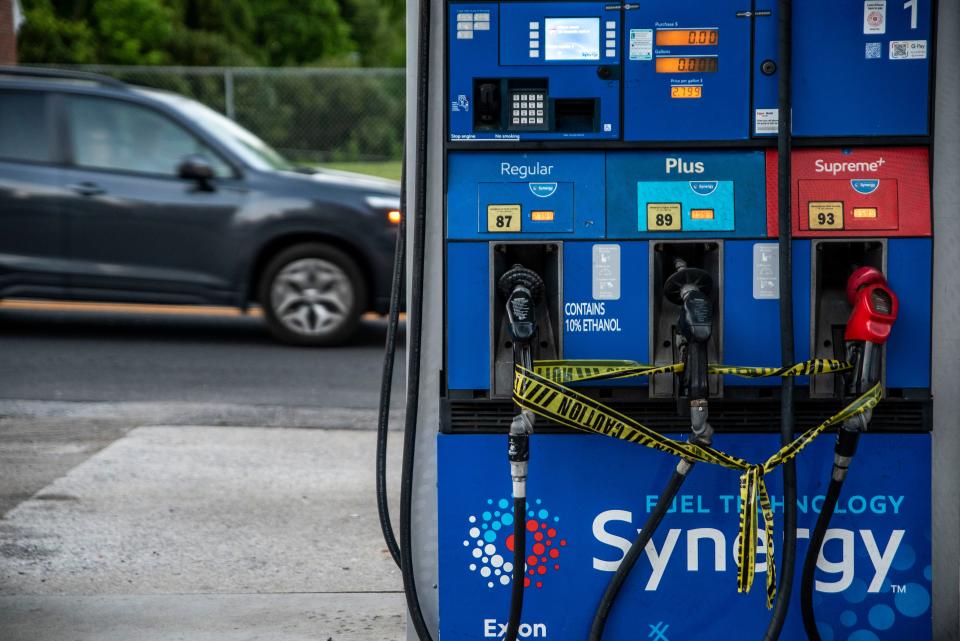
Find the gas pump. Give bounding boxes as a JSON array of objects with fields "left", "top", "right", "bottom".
[{"left": 380, "top": 1, "right": 958, "bottom": 639}]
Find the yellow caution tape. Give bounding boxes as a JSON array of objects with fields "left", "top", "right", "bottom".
[
  {"left": 533, "top": 358, "right": 852, "bottom": 384},
  {"left": 513, "top": 365, "right": 882, "bottom": 608}
]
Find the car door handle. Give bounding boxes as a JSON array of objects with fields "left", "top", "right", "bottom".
[{"left": 68, "top": 182, "right": 105, "bottom": 197}]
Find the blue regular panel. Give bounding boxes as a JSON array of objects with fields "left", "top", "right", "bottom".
[
  {"left": 606, "top": 151, "right": 766, "bottom": 239},
  {"left": 447, "top": 243, "right": 490, "bottom": 390},
  {"left": 562, "top": 241, "right": 649, "bottom": 364},
  {"left": 724, "top": 240, "right": 812, "bottom": 387},
  {"left": 448, "top": 152, "right": 606, "bottom": 240},
  {"left": 448, "top": 2, "right": 620, "bottom": 141},
  {"left": 623, "top": 0, "right": 751, "bottom": 141},
  {"left": 754, "top": 1, "right": 931, "bottom": 137},
  {"left": 439, "top": 432, "right": 932, "bottom": 641},
  {"left": 885, "top": 239, "right": 931, "bottom": 388}
]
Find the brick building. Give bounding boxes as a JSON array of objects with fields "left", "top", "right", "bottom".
[{"left": 0, "top": 0, "right": 23, "bottom": 64}]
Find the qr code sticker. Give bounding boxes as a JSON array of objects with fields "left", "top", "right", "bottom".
[
  {"left": 891, "top": 42, "right": 908, "bottom": 58},
  {"left": 865, "top": 42, "right": 882, "bottom": 59}
]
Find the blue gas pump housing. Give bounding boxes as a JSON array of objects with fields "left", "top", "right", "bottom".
[{"left": 433, "top": 0, "right": 940, "bottom": 639}]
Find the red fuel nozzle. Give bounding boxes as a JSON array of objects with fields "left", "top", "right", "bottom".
[{"left": 844, "top": 266, "right": 899, "bottom": 344}]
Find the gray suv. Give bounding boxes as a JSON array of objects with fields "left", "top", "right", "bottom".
[{"left": 0, "top": 67, "right": 401, "bottom": 346}]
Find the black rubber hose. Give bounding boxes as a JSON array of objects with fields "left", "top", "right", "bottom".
[
  {"left": 397, "top": 0, "right": 434, "bottom": 636},
  {"left": 800, "top": 477, "right": 844, "bottom": 641},
  {"left": 375, "top": 155, "right": 406, "bottom": 569},
  {"left": 505, "top": 495, "right": 527, "bottom": 641},
  {"left": 801, "top": 430, "right": 860, "bottom": 641},
  {"left": 588, "top": 470, "right": 686, "bottom": 641},
  {"left": 764, "top": 0, "right": 797, "bottom": 638}
]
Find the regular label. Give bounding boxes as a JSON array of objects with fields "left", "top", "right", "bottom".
[
  {"left": 592, "top": 244, "right": 621, "bottom": 301},
  {"left": 629, "top": 29, "right": 652, "bottom": 61},
  {"left": 808, "top": 202, "right": 844, "bottom": 230},
  {"left": 647, "top": 203, "right": 681, "bottom": 231},
  {"left": 863, "top": 0, "right": 886, "bottom": 34},
  {"left": 889, "top": 40, "right": 927, "bottom": 59},
  {"left": 486, "top": 204, "right": 521, "bottom": 232},
  {"left": 753, "top": 243, "right": 779, "bottom": 300},
  {"left": 755, "top": 108, "right": 779, "bottom": 135}
]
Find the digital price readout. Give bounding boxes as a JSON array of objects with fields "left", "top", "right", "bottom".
[
  {"left": 656, "top": 57, "right": 719, "bottom": 73},
  {"left": 671, "top": 86, "right": 702, "bottom": 99},
  {"left": 655, "top": 28, "right": 718, "bottom": 46}
]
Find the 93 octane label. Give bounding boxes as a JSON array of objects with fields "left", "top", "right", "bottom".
[
  {"left": 486, "top": 204, "right": 521, "bottom": 232},
  {"left": 808, "top": 202, "right": 844, "bottom": 230}
]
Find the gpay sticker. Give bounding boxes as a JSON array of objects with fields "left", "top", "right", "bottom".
[
  {"left": 863, "top": 0, "right": 886, "bottom": 34},
  {"left": 889, "top": 40, "right": 927, "bottom": 59}
]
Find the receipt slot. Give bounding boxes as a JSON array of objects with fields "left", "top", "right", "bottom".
[{"left": 449, "top": 1, "right": 621, "bottom": 140}]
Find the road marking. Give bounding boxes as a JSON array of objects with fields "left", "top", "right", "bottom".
[{"left": 0, "top": 300, "right": 401, "bottom": 321}]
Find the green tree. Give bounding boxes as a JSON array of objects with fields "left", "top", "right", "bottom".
[
  {"left": 91, "top": 0, "right": 175, "bottom": 65},
  {"left": 17, "top": 0, "right": 97, "bottom": 63},
  {"left": 251, "top": 0, "right": 355, "bottom": 66},
  {"left": 339, "top": 0, "right": 405, "bottom": 67}
]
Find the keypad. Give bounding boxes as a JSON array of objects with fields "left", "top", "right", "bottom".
[{"left": 510, "top": 91, "right": 547, "bottom": 129}]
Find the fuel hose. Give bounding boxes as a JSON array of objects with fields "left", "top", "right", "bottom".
[
  {"left": 395, "top": 0, "right": 435, "bottom": 637},
  {"left": 800, "top": 431, "right": 859, "bottom": 641},
  {"left": 375, "top": 151, "right": 405, "bottom": 569},
  {"left": 763, "top": 0, "right": 799, "bottom": 637}
]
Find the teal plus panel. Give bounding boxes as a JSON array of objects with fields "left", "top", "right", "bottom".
[{"left": 636, "top": 180, "right": 734, "bottom": 232}]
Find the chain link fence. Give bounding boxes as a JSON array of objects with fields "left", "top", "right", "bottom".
[{"left": 54, "top": 65, "right": 405, "bottom": 165}]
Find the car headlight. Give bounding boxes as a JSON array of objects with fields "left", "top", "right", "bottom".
[{"left": 365, "top": 195, "right": 402, "bottom": 225}]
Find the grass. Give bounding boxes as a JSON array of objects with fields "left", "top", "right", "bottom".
[{"left": 319, "top": 160, "right": 402, "bottom": 181}]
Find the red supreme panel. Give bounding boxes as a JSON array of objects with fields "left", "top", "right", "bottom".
[{"left": 766, "top": 147, "right": 931, "bottom": 237}]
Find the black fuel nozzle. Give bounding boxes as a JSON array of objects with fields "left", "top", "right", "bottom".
[
  {"left": 498, "top": 264, "right": 545, "bottom": 347},
  {"left": 498, "top": 265, "right": 545, "bottom": 490},
  {"left": 664, "top": 259, "right": 714, "bottom": 403}
]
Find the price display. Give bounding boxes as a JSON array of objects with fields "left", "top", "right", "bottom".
[{"left": 671, "top": 85, "right": 703, "bottom": 99}]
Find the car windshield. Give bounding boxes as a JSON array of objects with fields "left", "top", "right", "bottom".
[{"left": 147, "top": 91, "right": 294, "bottom": 171}]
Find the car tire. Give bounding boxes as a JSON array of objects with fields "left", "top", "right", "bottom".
[{"left": 258, "top": 243, "right": 366, "bottom": 346}]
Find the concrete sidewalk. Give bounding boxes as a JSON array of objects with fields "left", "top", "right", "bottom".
[{"left": 0, "top": 426, "right": 405, "bottom": 640}]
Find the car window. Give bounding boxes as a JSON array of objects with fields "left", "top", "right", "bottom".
[
  {"left": 0, "top": 91, "right": 52, "bottom": 163},
  {"left": 64, "top": 95, "right": 232, "bottom": 178}
]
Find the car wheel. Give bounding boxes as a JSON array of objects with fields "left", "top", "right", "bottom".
[{"left": 259, "top": 243, "right": 366, "bottom": 346}]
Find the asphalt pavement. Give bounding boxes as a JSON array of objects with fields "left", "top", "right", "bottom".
[{"left": 0, "top": 304, "right": 409, "bottom": 640}]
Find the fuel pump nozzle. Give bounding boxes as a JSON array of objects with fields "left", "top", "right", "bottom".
[
  {"left": 801, "top": 267, "right": 899, "bottom": 641},
  {"left": 831, "top": 266, "right": 899, "bottom": 471},
  {"left": 588, "top": 257, "right": 716, "bottom": 641},
  {"left": 498, "top": 264, "right": 545, "bottom": 490},
  {"left": 664, "top": 258, "right": 715, "bottom": 448},
  {"left": 497, "top": 264, "right": 545, "bottom": 641}
]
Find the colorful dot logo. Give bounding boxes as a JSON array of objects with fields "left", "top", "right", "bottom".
[{"left": 463, "top": 498, "right": 565, "bottom": 589}]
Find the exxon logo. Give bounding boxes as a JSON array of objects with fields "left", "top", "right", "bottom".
[{"left": 851, "top": 179, "right": 880, "bottom": 195}]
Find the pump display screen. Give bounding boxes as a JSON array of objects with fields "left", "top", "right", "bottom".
[
  {"left": 656, "top": 29, "right": 719, "bottom": 46},
  {"left": 543, "top": 18, "right": 601, "bottom": 61},
  {"left": 655, "top": 57, "right": 719, "bottom": 73}
]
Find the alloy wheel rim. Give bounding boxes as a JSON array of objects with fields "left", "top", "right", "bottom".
[{"left": 271, "top": 258, "right": 354, "bottom": 336}]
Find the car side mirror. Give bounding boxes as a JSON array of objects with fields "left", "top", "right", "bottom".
[{"left": 178, "top": 155, "right": 215, "bottom": 189}]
